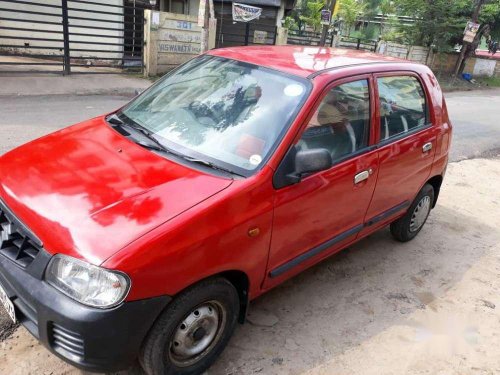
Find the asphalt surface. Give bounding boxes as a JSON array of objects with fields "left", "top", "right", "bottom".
[
  {"left": 0, "top": 94, "right": 132, "bottom": 155},
  {"left": 1, "top": 89, "right": 499, "bottom": 159},
  {"left": 445, "top": 89, "right": 500, "bottom": 161}
]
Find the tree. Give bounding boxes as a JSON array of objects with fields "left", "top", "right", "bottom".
[
  {"left": 379, "top": 0, "right": 395, "bottom": 34},
  {"left": 339, "top": 0, "right": 367, "bottom": 35},
  {"left": 284, "top": 15, "right": 299, "bottom": 30},
  {"left": 299, "top": 0, "right": 327, "bottom": 32},
  {"left": 478, "top": 1, "right": 500, "bottom": 39},
  {"left": 454, "top": 0, "right": 491, "bottom": 75},
  {"left": 393, "top": 0, "right": 470, "bottom": 51},
  {"left": 288, "top": 0, "right": 310, "bottom": 32}
]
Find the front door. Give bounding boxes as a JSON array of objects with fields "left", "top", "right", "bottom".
[
  {"left": 361, "top": 73, "right": 437, "bottom": 234},
  {"left": 264, "top": 76, "right": 379, "bottom": 288}
]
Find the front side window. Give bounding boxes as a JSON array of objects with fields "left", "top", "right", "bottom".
[
  {"left": 378, "top": 75, "right": 428, "bottom": 141},
  {"left": 297, "top": 79, "right": 370, "bottom": 163},
  {"left": 120, "top": 55, "right": 310, "bottom": 175}
]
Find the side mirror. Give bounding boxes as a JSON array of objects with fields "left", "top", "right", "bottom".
[
  {"left": 273, "top": 147, "right": 333, "bottom": 189},
  {"left": 295, "top": 148, "right": 333, "bottom": 175}
]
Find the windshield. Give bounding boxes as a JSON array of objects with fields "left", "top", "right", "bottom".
[{"left": 120, "top": 55, "right": 310, "bottom": 175}]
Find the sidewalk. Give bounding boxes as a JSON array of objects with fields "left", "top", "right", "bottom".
[{"left": 0, "top": 71, "right": 152, "bottom": 97}]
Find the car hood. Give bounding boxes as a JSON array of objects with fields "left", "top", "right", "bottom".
[{"left": 0, "top": 116, "right": 233, "bottom": 265}]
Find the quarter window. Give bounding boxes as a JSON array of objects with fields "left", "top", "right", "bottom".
[
  {"left": 377, "top": 76, "right": 428, "bottom": 141},
  {"left": 297, "top": 79, "right": 370, "bottom": 163}
]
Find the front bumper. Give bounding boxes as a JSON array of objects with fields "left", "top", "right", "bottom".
[{"left": 0, "top": 250, "right": 171, "bottom": 372}]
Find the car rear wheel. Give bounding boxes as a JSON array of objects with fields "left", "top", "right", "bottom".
[
  {"left": 390, "top": 184, "right": 434, "bottom": 242},
  {"left": 140, "top": 277, "right": 239, "bottom": 375}
]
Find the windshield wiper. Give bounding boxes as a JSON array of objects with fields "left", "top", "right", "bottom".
[
  {"left": 107, "top": 113, "right": 124, "bottom": 126},
  {"left": 108, "top": 113, "right": 171, "bottom": 154},
  {"left": 181, "top": 156, "right": 242, "bottom": 177},
  {"left": 107, "top": 113, "right": 242, "bottom": 177}
]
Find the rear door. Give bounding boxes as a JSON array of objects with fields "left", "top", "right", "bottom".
[
  {"left": 264, "top": 76, "right": 379, "bottom": 288},
  {"left": 361, "top": 72, "right": 438, "bottom": 233}
]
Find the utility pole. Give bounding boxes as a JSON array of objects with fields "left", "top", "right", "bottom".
[
  {"left": 319, "top": 0, "right": 337, "bottom": 46},
  {"left": 454, "top": 0, "right": 486, "bottom": 76}
]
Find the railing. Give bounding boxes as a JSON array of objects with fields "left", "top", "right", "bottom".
[
  {"left": 338, "top": 36, "right": 378, "bottom": 52},
  {"left": 287, "top": 30, "right": 334, "bottom": 47},
  {"left": 287, "top": 30, "right": 378, "bottom": 52},
  {"left": 216, "top": 22, "right": 277, "bottom": 48},
  {"left": 0, "top": 0, "right": 147, "bottom": 75}
]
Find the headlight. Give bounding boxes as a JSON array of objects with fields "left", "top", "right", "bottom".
[{"left": 45, "top": 255, "right": 130, "bottom": 309}]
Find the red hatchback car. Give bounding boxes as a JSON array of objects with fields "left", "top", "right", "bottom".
[{"left": 0, "top": 47, "right": 451, "bottom": 374}]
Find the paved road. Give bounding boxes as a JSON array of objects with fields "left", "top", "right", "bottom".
[
  {"left": 445, "top": 89, "right": 500, "bottom": 161},
  {"left": 1, "top": 89, "right": 499, "bottom": 159},
  {"left": 0, "top": 94, "right": 131, "bottom": 155}
]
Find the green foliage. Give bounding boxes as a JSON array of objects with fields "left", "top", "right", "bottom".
[
  {"left": 389, "top": 0, "right": 500, "bottom": 50},
  {"left": 283, "top": 15, "right": 299, "bottom": 30},
  {"left": 298, "top": 0, "right": 326, "bottom": 32},
  {"left": 286, "top": 0, "right": 500, "bottom": 46},
  {"left": 392, "top": 0, "right": 469, "bottom": 50},
  {"left": 477, "top": 75, "right": 500, "bottom": 87},
  {"left": 364, "top": 0, "right": 383, "bottom": 18},
  {"left": 480, "top": 1, "right": 500, "bottom": 39},
  {"left": 361, "top": 23, "right": 379, "bottom": 38},
  {"left": 379, "top": 0, "right": 396, "bottom": 35},
  {"left": 379, "top": 0, "right": 395, "bottom": 15},
  {"left": 381, "top": 14, "right": 405, "bottom": 42},
  {"left": 339, "top": 0, "right": 367, "bottom": 35}
]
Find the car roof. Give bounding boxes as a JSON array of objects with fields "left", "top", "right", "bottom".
[{"left": 207, "top": 45, "right": 411, "bottom": 78}]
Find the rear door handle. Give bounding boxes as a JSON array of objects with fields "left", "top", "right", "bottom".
[
  {"left": 354, "top": 169, "right": 370, "bottom": 184},
  {"left": 422, "top": 142, "right": 433, "bottom": 153}
]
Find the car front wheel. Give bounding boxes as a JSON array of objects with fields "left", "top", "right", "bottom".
[
  {"left": 140, "top": 277, "right": 239, "bottom": 375},
  {"left": 390, "top": 183, "right": 434, "bottom": 242}
]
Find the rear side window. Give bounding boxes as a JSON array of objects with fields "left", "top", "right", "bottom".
[
  {"left": 297, "top": 79, "right": 370, "bottom": 163},
  {"left": 377, "top": 76, "right": 428, "bottom": 141}
]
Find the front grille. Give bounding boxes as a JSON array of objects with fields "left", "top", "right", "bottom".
[
  {"left": 0, "top": 199, "right": 43, "bottom": 268},
  {"left": 51, "top": 323, "right": 85, "bottom": 357}
]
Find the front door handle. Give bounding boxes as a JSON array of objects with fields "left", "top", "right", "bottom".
[
  {"left": 422, "top": 142, "right": 433, "bottom": 153},
  {"left": 354, "top": 170, "right": 370, "bottom": 184}
]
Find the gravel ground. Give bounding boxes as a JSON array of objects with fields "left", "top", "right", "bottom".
[
  {"left": 1, "top": 87, "right": 500, "bottom": 374},
  {"left": 1, "top": 155, "right": 499, "bottom": 374}
]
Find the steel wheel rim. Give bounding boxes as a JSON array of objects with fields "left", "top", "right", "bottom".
[
  {"left": 168, "top": 301, "right": 226, "bottom": 367},
  {"left": 409, "top": 196, "right": 431, "bottom": 232}
]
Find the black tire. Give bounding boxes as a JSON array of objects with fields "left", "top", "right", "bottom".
[
  {"left": 390, "top": 184, "right": 434, "bottom": 242},
  {"left": 140, "top": 277, "right": 239, "bottom": 375}
]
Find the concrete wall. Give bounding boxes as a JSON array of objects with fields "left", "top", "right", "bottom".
[
  {"left": 275, "top": 27, "right": 288, "bottom": 45},
  {"left": 377, "top": 42, "right": 431, "bottom": 64},
  {"left": 427, "top": 53, "right": 492, "bottom": 77},
  {"left": 495, "top": 60, "right": 500, "bottom": 77},
  {"left": 377, "top": 41, "right": 408, "bottom": 59},
  {"left": 473, "top": 58, "right": 497, "bottom": 77},
  {"left": 428, "top": 53, "right": 458, "bottom": 75},
  {"left": 144, "top": 10, "right": 216, "bottom": 76},
  {"left": 377, "top": 41, "right": 500, "bottom": 78},
  {"left": 0, "top": 0, "right": 125, "bottom": 59},
  {"left": 407, "top": 46, "right": 431, "bottom": 64}
]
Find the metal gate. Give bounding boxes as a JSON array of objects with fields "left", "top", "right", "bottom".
[
  {"left": 0, "top": 0, "right": 147, "bottom": 75},
  {"left": 214, "top": 2, "right": 277, "bottom": 48},
  {"left": 287, "top": 30, "right": 334, "bottom": 47},
  {"left": 216, "top": 21, "right": 277, "bottom": 48},
  {"left": 287, "top": 31, "right": 378, "bottom": 52},
  {"left": 338, "top": 36, "right": 378, "bottom": 52}
]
